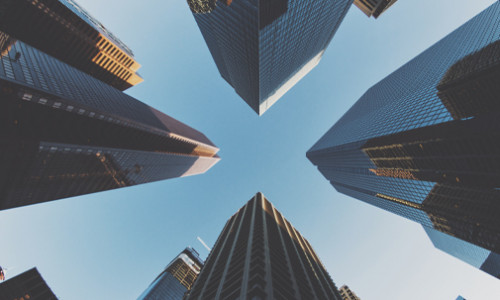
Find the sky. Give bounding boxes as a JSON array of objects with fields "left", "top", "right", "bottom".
[{"left": 1, "top": 0, "right": 499, "bottom": 299}]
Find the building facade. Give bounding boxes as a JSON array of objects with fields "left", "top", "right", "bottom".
[
  {"left": 138, "top": 247, "right": 204, "bottom": 300},
  {"left": 0, "top": 0, "right": 142, "bottom": 90},
  {"left": 307, "top": 3, "right": 500, "bottom": 267},
  {"left": 353, "top": 0, "right": 397, "bottom": 18},
  {"left": 187, "top": 192, "right": 343, "bottom": 300},
  {"left": 189, "top": 0, "right": 353, "bottom": 115},
  {"left": 0, "top": 30, "right": 219, "bottom": 210},
  {"left": 425, "top": 227, "right": 500, "bottom": 279},
  {"left": 0, "top": 268, "right": 58, "bottom": 300},
  {"left": 339, "top": 285, "right": 361, "bottom": 300}
]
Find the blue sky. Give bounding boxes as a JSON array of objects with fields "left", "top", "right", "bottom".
[{"left": 1, "top": 0, "right": 499, "bottom": 299}]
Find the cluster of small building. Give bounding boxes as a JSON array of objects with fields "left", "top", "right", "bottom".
[{"left": 0, "top": 0, "right": 499, "bottom": 299}]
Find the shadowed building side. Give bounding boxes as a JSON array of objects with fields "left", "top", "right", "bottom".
[
  {"left": 189, "top": 0, "right": 352, "bottom": 115},
  {"left": 187, "top": 192, "right": 342, "bottom": 300},
  {"left": 0, "top": 268, "right": 58, "bottom": 300},
  {"left": 0, "top": 0, "right": 142, "bottom": 90},
  {"left": 307, "top": 3, "right": 500, "bottom": 278},
  {"left": 0, "top": 36, "right": 220, "bottom": 211}
]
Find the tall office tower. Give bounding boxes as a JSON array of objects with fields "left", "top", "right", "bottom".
[
  {"left": 0, "top": 32, "right": 220, "bottom": 211},
  {"left": 353, "top": 0, "right": 397, "bottom": 18},
  {"left": 187, "top": 192, "right": 342, "bottom": 300},
  {"left": 307, "top": 2, "right": 500, "bottom": 268},
  {"left": 0, "top": 0, "right": 143, "bottom": 90},
  {"left": 0, "top": 268, "right": 58, "bottom": 299},
  {"left": 339, "top": 285, "right": 361, "bottom": 300},
  {"left": 138, "top": 247, "right": 204, "bottom": 300},
  {"left": 425, "top": 227, "right": 500, "bottom": 279},
  {"left": 188, "top": 0, "right": 353, "bottom": 115}
]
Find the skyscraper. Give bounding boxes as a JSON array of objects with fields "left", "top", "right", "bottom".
[
  {"left": 0, "top": 2, "right": 220, "bottom": 211},
  {"left": 138, "top": 247, "right": 204, "bottom": 300},
  {"left": 424, "top": 227, "right": 500, "bottom": 279},
  {"left": 353, "top": 0, "right": 397, "bottom": 18},
  {"left": 308, "top": 3, "right": 500, "bottom": 263},
  {"left": 0, "top": 267, "right": 58, "bottom": 299},
  {"left": 187, "top": 192, "right": 343, "bottom": 300},
  {"left": 188, "top": 0, "right": 353, "bottom": 115},
  {"left": 339, "top": 285, "right": 361, "bottom": 300},
  {"left": 0, "top": 0, "right": 143, "bottom": 90}
]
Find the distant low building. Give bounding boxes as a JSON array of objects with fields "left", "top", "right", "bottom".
[
  {"left": 0, "top": 267, "right": 58, "bottom": 299},
  {"left": 138, "top": 247, "right": 204, "bottom": 300},
  {"left": 339, "top": 285, "right": 361, "bottom": 300},
  {"left": 354, "top": 0, "right": 398, "bottom": 18}
]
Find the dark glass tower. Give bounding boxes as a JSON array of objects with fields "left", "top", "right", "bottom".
[
  {"left": 0, "top": 268, "right": 58, "bottom": 300},
  {"left": 424, "top": 227, "right": 500, "bottom": 279},
  {"left": 138, "top": 247, "right": 204, "bottom": 300},
  {"left": 0, "top": 0, "right": 143, "bottom": 90},
  {"left": 0, "top": 32, "right": 219, "bottom": 210},
  {"left": 188, "top": 0, "right": 353, "bottom": 115},
  {"left": 307, "top": 3, "right": 500, "bottom": 265},
  {"left": 187, "top": 192, "right": 342, "bottom": 300}
]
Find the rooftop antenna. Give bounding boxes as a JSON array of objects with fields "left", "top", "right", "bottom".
[{"left": 197, "top": 236, "right": 212, "bottom": 252}]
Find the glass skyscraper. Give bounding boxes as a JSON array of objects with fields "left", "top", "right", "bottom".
[
  {"left": 307, "top": 2, "right": 500, "bottom": 273},
  {"left": 0, "top": 1, "right": 220, "bottom": 211},
  {"left": 138, "top": 247, "right": 204, "bottom": 300},
  {"left": 425, "top": 227, "right": 500, "bottom": 279},
  {"left": 188, "top": 0, "right": 353, "bottom": 115},
  {"left": 0, "top": 267, "right": 58, "bottom": 299},
  {"left": 0, "top": 0, "right": 143, "bottom": 90},
  {"left": 187, "top": 192, "right": 343, "bottom": 300}
]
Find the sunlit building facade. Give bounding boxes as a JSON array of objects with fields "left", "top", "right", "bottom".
[
  {"left": 187, "top": 192, "right": 343, "bottom": 300},
  {"left": 339, "top": 285, "right": 361, "bottom": 300},
  {"left": 0, "top": 0, "right": 142, "bottom": 90},
  {"left": 0, "top": 32, "right": 219, "bottom": 211},
  {"left": 138, "top": 247, "right": 204, "bottom": 300},
  {"left": 0, "top": 268, "right": 58, "bottom": 299},
  {"left": 353, "top": 0, "right": 397, "bottom": 18},
  {"left": 189, "top": 0, "right": 353, "bottom": 115},
  {"left": 308, "top": 3, "right": 500, "bottom": 265}
]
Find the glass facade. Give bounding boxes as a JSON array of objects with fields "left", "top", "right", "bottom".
[
  {"left": 424, "top": 227, "right": 500, "bottom": 279},
  {"left": 0, "top": 0, "right": 142, "bottom": 90},
  {"left": 190, "top": 0, "right": 353, "bottom": 115},
  {"left": 187, "top": 193, "right": 343, "bottom": 300},
  {"left": 138, "top": 248, "right": 204, "bottom": 300},
  {"left": 0, "top": 267, "right": 58, "bottom": 299},
  {"left": 308, "top": 2, "right": 500, "bottom": 267},
  {"left": 0, "top": 34, "right": 219, "bottom": 211}
]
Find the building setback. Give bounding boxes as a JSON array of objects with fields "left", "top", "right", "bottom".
[
  {"left": 307, "top": 2, "right": 500, "bottom": 276},
  {"left": 0, "top": 268, "right": 58, "bottom": 300},
  {"left": 188, "top": 0, "right": 353, "bottom": 115},
  {"left": 187, "top": 192, "right": 342, "bottom": 300},
  {"left": 0, "top": 0, "right": 143, "bottom": 90},
  {"left": 339, "top": 285, "right": 361, "bottom": 300},
  {"left": 138, "top": 247, "right": 204, "bottom": 300},
  {"left": 353, "top": 0, "right": 397, "bottom": 18},
  {"left": 0, "top": 2, "right": 220, "bottom": 210}
]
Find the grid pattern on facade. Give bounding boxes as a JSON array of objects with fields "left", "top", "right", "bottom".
[
  {"left": 191, "top": 0, "right": 352, "bottom": 115},
  {"left": 0, "top": 268, "right": 58, "bottom": 300},
  {"left": 0, "top": 0, "right": 142, "bottom": 90},
  {"left": 307, "top": 3, "right": 500, "bottom": 259},
  {"left": 139, "top": 248, "right": 203, "bottom": 300},
  {"left": 339, "top": 285, "right": 361, "bottom": 300},
  {"left": 187, "top": 192, "right": 342, "bottom": 300}
]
